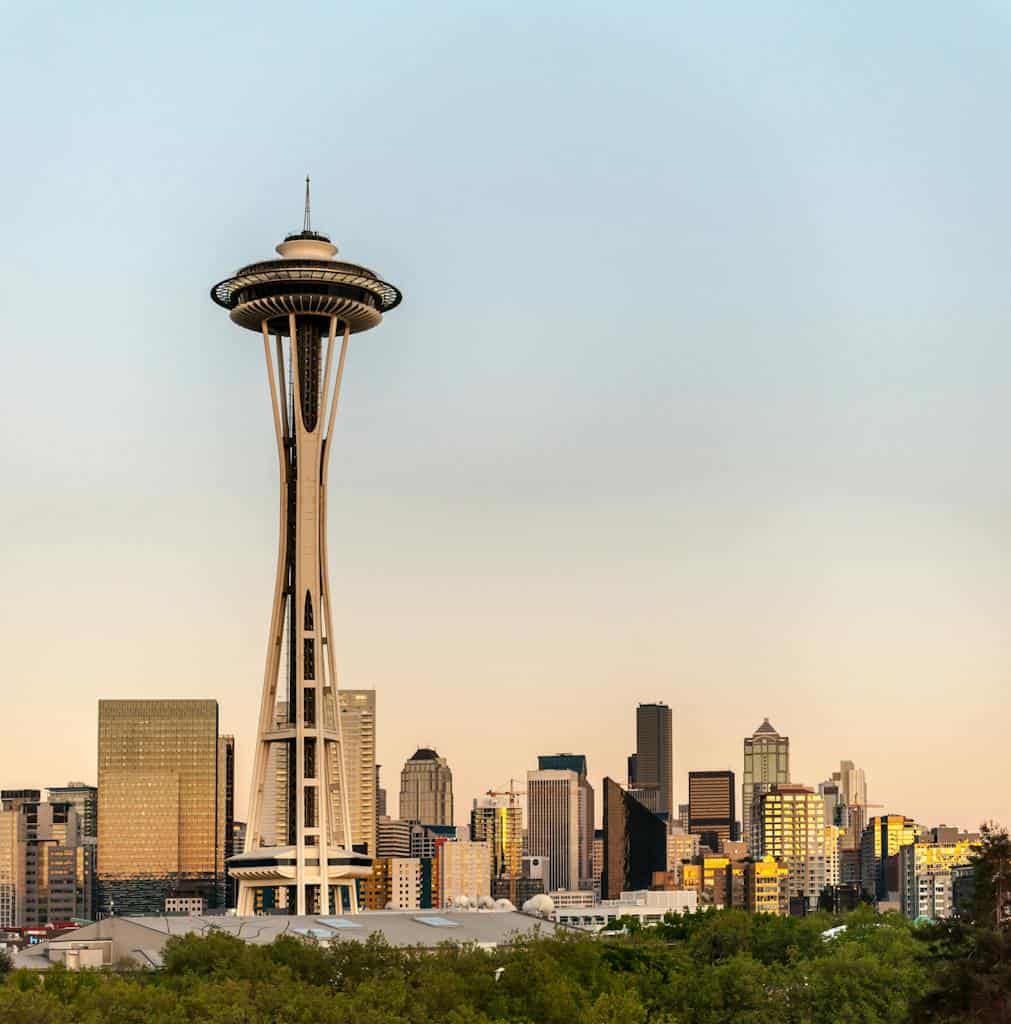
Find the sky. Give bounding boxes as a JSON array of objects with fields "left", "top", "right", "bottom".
[{"left": 1, "top": 1, "right": 1009, "bottom": 832}]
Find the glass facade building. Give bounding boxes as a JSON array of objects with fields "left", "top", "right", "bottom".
[
  {"left": 600, "top": 777, "right": 666, "bottom": 900},
  {"left": 97, "top": 700, "right": 232, "bottom": 916},
  {"left": 629, "top": 704, "right": 674, "bottom": 816}
]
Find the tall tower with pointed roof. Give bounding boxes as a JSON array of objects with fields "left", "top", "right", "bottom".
[
  {"left": 210, "top": 182, "right": 402, "bottom": 915},
  {"left": 742, "top": 718, "right": 790, "bottom": 854}
]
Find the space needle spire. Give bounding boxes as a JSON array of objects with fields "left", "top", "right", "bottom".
[{"left": 210, "top": 184, "right": 402, "bottom": 916}]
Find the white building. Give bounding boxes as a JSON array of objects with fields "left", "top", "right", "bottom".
[
  {"left": 164, "top": 896, "right": 205, "bottom": 915},
  {"left": 552, "top": 889, "right": 697, "bottom": 932},
  {"left": 440, "top": 841, "right": 491, "bottom": 907},
  {"left": 547, "top": 889, "right": 594, "bottom": 908},
  {"left": 526, "top": 769, "right": 582, "bottom": 892},
  {"left": 388, "top": 858, "right": 423, "bottom": 910}
]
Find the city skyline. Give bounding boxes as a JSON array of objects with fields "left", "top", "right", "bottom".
[{"left": 3, "top": 2, "right": 1011, "bottom": 834}]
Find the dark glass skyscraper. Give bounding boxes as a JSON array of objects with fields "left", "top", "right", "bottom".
[
  {"left": 629, "top": 703, "right": 673, "bottom": 815},
  {"left": 601, "top": 778, "right": 666, "bottom": 900}
]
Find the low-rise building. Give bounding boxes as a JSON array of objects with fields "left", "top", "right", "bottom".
[
  {"left": 744, "top": 856, "right": 789, "bottom": 915},
  {"left": 552, "top": 888, "right": 697, "bottom": 931},
  {"left": 164, "top": 896, "right": 205, "bottom": 915}
]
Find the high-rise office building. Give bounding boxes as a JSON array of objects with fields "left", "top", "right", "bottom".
[
  {"left": 335, "top": 690, "right": 377, "bottom": 855},
  {"left": 470, "top": 797, "right": 522, "bottom": 884},
  {"left": 688, "top": 771, "right": 738, "bottom": 849},
  {"left": 757, "top": 785, "right": 834, "bottom": 910},
  {"left": 526, "top": 769, "right": 583, "bottom": 893},
  {"left": 399, "top": 748, "right": 454, "bottom": 826},
  {"left": 742, "top": 718, "right": 789, "bottom": 850},
  {"left": 97, "top": 700, "right": 232, "bottom": 916},
  {"left": 600, "top": 778, "right": 666, "bottom": 900},
  {"left": 210, "top": 186, "right": 400, "bottom": 916},
  {"left": 533, "top": 754, "right": 594, "bottom": 890},
  {"left": 861, "top": 814, "right": 921, "bottom": 902},
  {"left": 627, "top": 704, "right": 674, "bottom": 816}
]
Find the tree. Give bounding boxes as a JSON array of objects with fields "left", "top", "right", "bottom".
[{"left": 0, "top": 948, "right": 12, "bottom": 977}]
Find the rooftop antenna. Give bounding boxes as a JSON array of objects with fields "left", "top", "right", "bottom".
[{"left": 303, "top": 175, "right": 312, "bottom": 233}]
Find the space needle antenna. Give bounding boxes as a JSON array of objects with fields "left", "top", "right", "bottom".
[{"left": 303, "top": 175, "right": 312, "bottom": 233}]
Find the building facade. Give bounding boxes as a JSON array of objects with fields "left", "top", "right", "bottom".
[
  {"left": 336, "top": 690, "right": 377, "bottom": 855},
  {"left": 688, "top": 770, "right": 737, "bottom": 849},
  {"left": 744, "top": 856, "right": 790, "bottom": 915},
  {"left": 527, "top": 760, "right": 594, "bottom": 893},
  {"left": 470, "top": 797, "right": 522, "bottom": 885},
  {"left": 0, "top": 789, "right": 96, "bottom": 928},
  {"left": 97, "top": 700, "right": 232, "bottom": 916},
  {"left": 628, "top": 704, "right": 674, "bottom": 816},
  {"left": 439, "top": 841, "right": 491, "bottom": 906},
  {"left": 742, "top": 719, "right": 789, "bottom": 851},
  {"left": 899, "top": 838, "right": 974, "bottom": 920},
  {"left": 600, "top": 778, "right": 666, "bottom": 900},
  {"left": 861, "top": 814, "right": 921, "bottom": 902},
  {"left": 757, "top": 785, "right": 832, "bottom": 910},
  {"left": 399, "top": 748, "right": 454, "bottom": 826}
]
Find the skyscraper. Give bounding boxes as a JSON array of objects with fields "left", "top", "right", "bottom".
[
  {"left": 399, "top": 749, "right": 454, "bottom": 826},
  {"left": 757, "top": 784, "right": 834, "bottom": 910},
  {"left": 861, "top": 814, "right": 921, "bottom": 902},
  {"left": 336, "top": 690, "right": 377, "bottom": 855},
  {"left": 527, "top": 756, "right": 595, "bottom": 892},
  {"left": 471, "top": 796, "right": 522, "bottom": 885},
  {"left": 742, "top": 718, "right": 789, "bottom": 850},
  {"left": 211, "top": 184, "right": 400, "bottom": 916},
  {"left": 628, "top": 704, "right": 674, "bottom": 816},
  {"left": 97, "top": 700, "right": 232, "bottom": 917},
  {"left": 601, "top": 778, "right": 666, "bottom": 900},
  {"left": 688, "top": 771, "right": 738, "bottom": 849}
]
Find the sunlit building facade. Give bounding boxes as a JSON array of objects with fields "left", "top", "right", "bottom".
[
  {"left": 860, "top": 814, "right": 921, "bottom": 902},
  {"left": 745, "top": 855, "right": 790, "bottom": 915},
  {"left": 743, "top": 719, "right": 789, "bottom": 852},
  {"left": 899, "top": 839, "right": 975, "bottom": 921},
  {"left": 97, "top": 700, "right": 232, "bottom": 916},
  {"left": 758, "top": 785, "right": 830, "bottom": 910},
  {"left": 470, "top": 797, "right": 522, "bottom": 884}
]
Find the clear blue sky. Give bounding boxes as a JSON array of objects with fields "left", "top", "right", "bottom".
[{"left": 1, "top": 1, "right": 1009, "bottom": 829}]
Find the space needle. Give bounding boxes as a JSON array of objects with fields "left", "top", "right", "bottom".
[{"left": 210, "top": 181, "right": 402, "bottom": 915}]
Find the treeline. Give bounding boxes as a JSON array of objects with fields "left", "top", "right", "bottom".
[{"left": 0, "top": 826, "right": 1006, "bottom": 1024}]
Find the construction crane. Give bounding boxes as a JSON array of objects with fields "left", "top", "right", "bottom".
[{"left": 484, "top": 780, "right": 526, "bottom": 906}]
